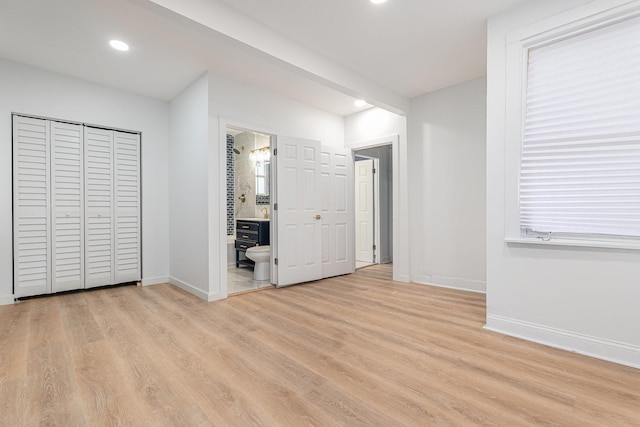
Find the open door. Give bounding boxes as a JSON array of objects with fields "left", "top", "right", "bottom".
[
  {"left": 273, "top": 137, "right": 355, "bottom": 287},
  {"left": 321, "top": 146, "right": 355, "bottom": 278},
  {"left": 274, "top": 136, "right": 323, "bottom": 287},
  {"left": 355, "top": 158, "right": 376, "bottom": 263}
]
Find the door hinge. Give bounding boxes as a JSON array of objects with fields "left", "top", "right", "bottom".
[
  {"left": 273, "top": 148, "right": 277, "bottom": 156},
  {"left": 373, "top": 244, "right": 376, "bottom": 250},
  {"left": 274, "top": 257, "right": 278, "bottom": 265},
  {"left": 372, "top": 168, "right": 376, "bottom": 174},
  {"left": 274, "top": 203, "right": 278, "bottom": 210}
]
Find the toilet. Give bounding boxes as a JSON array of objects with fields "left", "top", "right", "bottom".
[{"left": 245, "top": 245, "right": 271, "bottom": 281}]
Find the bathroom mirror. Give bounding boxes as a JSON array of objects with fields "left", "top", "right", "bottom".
[{"left": 256, "top": 160, "right": 270, "bottom": 205}]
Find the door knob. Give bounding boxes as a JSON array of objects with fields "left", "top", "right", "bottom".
[{"left": 315, "top": 215, "right": 321, "bottom": 220}]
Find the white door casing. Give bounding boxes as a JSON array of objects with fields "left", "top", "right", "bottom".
[
  {"left": 355, "top": 158, "right": 375, "bottom": 263},
  {"left": 320, "top": 145, "right": 355, "bottom": 277},
  {"left": 51, "top": 121, "right": 84, "bottom": 292},
  {"left": 275, "top": 136, "right": 323, "bottom": 287},
  {"left": 13, "top": 116, "right": 51, "bottom": 297}
]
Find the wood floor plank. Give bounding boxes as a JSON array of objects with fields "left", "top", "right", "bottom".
[
  {"left": 0, "top": 301, "right": 31, "bottom": 380},
  {"left": 133, "top": 285, "right": 340, "bottom": 427},
  {"left": 0, "top": 378, "right": 31, "bottom": 426},
  {"left": 233, "top": 292, "right": 560, "bottom": 425},
  {"left": 88, "top": 288, "right": 216, "bottom": 426},
  {"left": 69, "top": 339, "right": 149, "bottom": 426},
  {"left": 26, "top": 342, "right": 86, "bottom": 426},
  {"left": 26, "top": 296, "right": 65, "bottom": 350},
  {"left": 0, "top": 265, "right": 639, "bottom": 425}
]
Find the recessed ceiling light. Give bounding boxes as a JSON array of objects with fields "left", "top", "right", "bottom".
[
  {"left": 355, "top": 99, "right": 367, "bottom": 107},
  {"left": 109, "top": 40, "right": 129, "bottom": 51},
  {"left": 370, "top": 0, "right": 387, "bottom": 4}
]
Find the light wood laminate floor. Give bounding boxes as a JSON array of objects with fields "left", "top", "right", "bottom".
[{"left": 1, "top": 264, "right": 639, "bottom": 426}]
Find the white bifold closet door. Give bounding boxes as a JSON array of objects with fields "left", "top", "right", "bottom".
[
  {"left": 84, "top": 127, "right": 141, "bottom": 288},
  {"left": 13, "top": 116, "right": 140, "bottom": 298},
  {"left": 51, "top": 121, "right": 84, "bottom": 293},
  {"left": 13, "top": 116, "right": 51, "bottom": 297},
  {"left": 84, "top": 127, "right": 115, "bottom": 288},
  {"left": 113, "top": 131, "right": 141, "bottom": 283}
]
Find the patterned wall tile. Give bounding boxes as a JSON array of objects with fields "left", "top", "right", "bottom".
[{"left": 226, "top": 134, "right": 234, "bottom": 235}]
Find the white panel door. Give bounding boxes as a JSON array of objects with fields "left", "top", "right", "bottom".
[
  {"left": 320, "top": 145, "right": 355, "bottom": 278},
  {"left": 114, "top": 131, "right": 141, "bottom": 283},
  {"left": 84, "top": 127, "right": 114, "bottom": 288},
  {"left": 13, "top": 116, "right": 51, "bottom": 297},
  {"left": 50, "top": 121, "right": 84, "bottom": 292},
  {"left": 355, "top": 158, "right": 375, "bottom": 263},
  {"left": 275, "top": 136, "right": 322, "bottom": 287}
]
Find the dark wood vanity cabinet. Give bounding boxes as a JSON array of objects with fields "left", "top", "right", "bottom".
[{"left": 235, "top": 219, "right": 270, "bottom": 267}]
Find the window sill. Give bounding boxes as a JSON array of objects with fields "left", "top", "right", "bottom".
[{"left": 504, "top": 237, "right": 640, "bottom": 251}]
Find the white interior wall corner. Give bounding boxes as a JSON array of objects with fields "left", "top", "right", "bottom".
[
  {"left": 407, "top": 77, "right": 487, "bottom": 293},
  {"left": 168, "top": 72, "right": 210, "bottom": 297}
]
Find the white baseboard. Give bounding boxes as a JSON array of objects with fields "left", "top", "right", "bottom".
[
  {"left": 168, "top": 276, "right": 225, "bottom": 302},
  {"left": 379, "top": 255, "right": 392, "bottom": 264},
  {"left": 141, "top": 276, "right": 169, "bottom": 286},
  {"left": 0, "top": 294, "right": 15, "bottom": 306},
  {"left": 394, "top": 273, "right": 410, "bottom": 283},
  {"left": 207, "top": 291, "right": 225, "bottom": 302},
  {"left": 485, "top": 314, "right": 640, "bottom": 370},
  {"left": 413, "top": 274, "right": 486, "bottom": 293}
]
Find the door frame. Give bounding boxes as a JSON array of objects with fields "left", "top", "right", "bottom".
[
  {"left": 217, "top": 117, "right": 278, "bottom": 300},
  {"left": 346, "top": 135, "right": 404, "bottom": 281}
]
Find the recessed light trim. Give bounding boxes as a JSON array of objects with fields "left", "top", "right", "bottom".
[
  {"left": 109, "top": 40, "right": 129, "bottom": 51},
  {"left": 370, "top": 0, "right": 387, "bottom": 4},
  {"left": 355, "top": 99, "right": 367, "bottom": 107}
]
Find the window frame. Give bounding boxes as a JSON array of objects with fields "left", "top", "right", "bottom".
[
  {"left": 503, "top": 0, "right": 640, "bottom": 250},
  {"left": 504, "top": 0, "right": 640, "bottom": 250}
]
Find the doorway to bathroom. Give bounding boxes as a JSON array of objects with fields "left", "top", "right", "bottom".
[
  {"left": 354, "top": 145, "right": 393, "bottom": 270},
  {"left": 226, "top": 126, "right": 274, "bottom": 295}
]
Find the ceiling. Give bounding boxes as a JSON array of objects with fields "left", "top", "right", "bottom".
[{"left": 0, "top": 0, "right": 528, "bottom": 116}]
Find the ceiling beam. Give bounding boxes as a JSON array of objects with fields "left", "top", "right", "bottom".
[{"left": 138, "top": 0, "right": 410, "bottom": 115}]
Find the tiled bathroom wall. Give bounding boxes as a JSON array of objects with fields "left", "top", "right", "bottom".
[
  {"left": 233, "top": 132, "right": 271, "bottom": 220},
  {"left": 226, "top": 134, "right": 235, "bottom": 235}
]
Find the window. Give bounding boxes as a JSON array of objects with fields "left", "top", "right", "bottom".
[{"left": 514, "top": 12, "right": 640, "bottom": 243}]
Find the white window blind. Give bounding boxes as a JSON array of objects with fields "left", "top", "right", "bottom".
[{"left": 520, "top": 16, "right": 640, "bottom": 238}]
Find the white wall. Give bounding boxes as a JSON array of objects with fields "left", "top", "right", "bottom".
[
  {"left": 486, "top": 0, "right": 640, "bottom": 368},
  {"left": 208, "top": 72, "right": 346, "bottom": 298},
  {"left": 408, "top": 78, "right": 487, "bottom": 293},
  {"left": 0, "top": 58, "right": 170, "bottom": 304},
  {"left": 168, "top": 73, "right": 210, "bottom": 299},
  {"left": 345, "top": 108, "right": 409, "bottom": 282}
]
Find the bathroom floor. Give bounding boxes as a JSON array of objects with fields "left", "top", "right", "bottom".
[{"left": 227, "top": 265, "right": 273, "bottom": 295}]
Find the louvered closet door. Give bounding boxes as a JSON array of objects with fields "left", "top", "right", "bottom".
[
  {"left": 114, "top": 131, "right": 140, "bottom": 283},
  {"left": 50, "top": 121, "right": 84, "bottom": 292},
  {"left": 84, "top": 127, "right": 115, "bottom": 288},
  {"left": 13, "top": 116, "right": 51, "bottom": 297}
]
